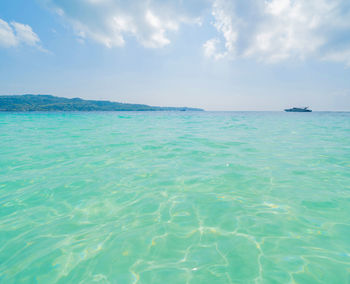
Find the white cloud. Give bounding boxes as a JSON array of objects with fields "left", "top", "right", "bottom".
[
  {"left": 47, "top": 0, "right": 201, "bottom": 49},
  {"left": 0, "top": 19, "right": 19, "bottom": 47},
  {"left": 322, "top": 49, "right": 350, "bottom": 67},
  {"left": 11, "top": 22, "right": 40, "bottom": 46},
  {"left": 205, "top": 0, "right": 350, "bottom": 65},
  {"left": 203, "top": 38, "right": 226, "bottom": 60},
  {"left": 0, "top": 18, "right": 42, "bottom": 49}
]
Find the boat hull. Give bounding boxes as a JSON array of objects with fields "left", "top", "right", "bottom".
[{"left": 284, "top": 109, "right": 312, "bottom": 112}]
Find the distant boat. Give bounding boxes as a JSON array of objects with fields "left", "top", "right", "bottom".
[{"left": 284, "top": 107, "right": 312, "bottom": 112}]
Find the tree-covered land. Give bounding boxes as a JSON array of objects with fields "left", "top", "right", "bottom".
[{"left": 0, "top": 95, "right": 204, "bottom": 112}]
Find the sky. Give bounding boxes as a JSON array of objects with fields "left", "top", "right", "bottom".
[{"left": 0, "top": 0, "right": 350, "bottom": 110}]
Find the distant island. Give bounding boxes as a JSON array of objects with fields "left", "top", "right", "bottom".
[{"left": 0, "top": 95, "right": 204, "bottom": 112}]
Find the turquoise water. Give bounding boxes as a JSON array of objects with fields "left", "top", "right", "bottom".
[{"left": 0, "top": 111, "right": 350, "bottom": 283}]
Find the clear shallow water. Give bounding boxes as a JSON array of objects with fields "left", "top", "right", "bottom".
[{"left": 0, "top": 111, "right": 349, "bottom": 284}]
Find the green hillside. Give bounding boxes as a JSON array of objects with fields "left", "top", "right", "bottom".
[{"left": 0, "top": 95, "right": 204, "bottom": 112}]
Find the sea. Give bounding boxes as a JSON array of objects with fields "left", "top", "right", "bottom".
[{"left": 0, "top": 111, "right": 349, "bottom": 283}]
